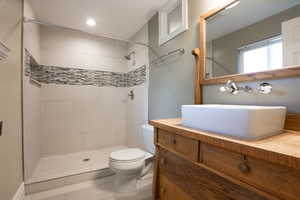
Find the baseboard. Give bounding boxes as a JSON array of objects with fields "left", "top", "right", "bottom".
[{"left": 12, "top": 183, "right": 25, "bottom": 200}]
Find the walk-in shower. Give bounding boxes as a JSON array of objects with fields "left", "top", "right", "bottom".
[{"left": 22, "top": 15, "right": 150, "bottom": 194}]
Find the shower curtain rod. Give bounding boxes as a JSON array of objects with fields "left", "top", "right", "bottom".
[
  {"left": 23, "top": 18, "right": 160, "bottom": 58},
  {"left": 150, "top": 48, "right": 185, "bottom": 65}
]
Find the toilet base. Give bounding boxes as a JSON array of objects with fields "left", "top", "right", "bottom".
[
  {"left": 114, "top": 191, "right": 137, "bottom": 200},
  {"left": 114, "top": 171, "right": 141, "bottom": 194}
]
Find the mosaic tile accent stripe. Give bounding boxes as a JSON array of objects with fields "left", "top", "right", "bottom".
[
  {"left": 126, "top": 66, "right": 147, "bottom": 87},
  {"left": 25, "top": 50, "right": 146, "bottom": 87}
]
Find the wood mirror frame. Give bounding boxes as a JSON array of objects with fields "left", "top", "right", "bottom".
[{"left": 192, "top": 0, "right": 300, "bottom": 105}]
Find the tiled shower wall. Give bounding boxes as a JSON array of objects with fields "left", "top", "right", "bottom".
[
  {"left": 40, "top": 85, "right": 128, "bottom": 156},
  {"left": 24, "top": 25, "right": 147, "bottom": 161},
  {"left": 126, "top": 24, "right": 150, "bottom": 150},
  {"left": 25, "top": 50, "right": 146, "bottom": 156}
]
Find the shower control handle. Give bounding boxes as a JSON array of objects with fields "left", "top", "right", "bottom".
[{"left": 128, "top": 90, "right": 134, "bottom": 100}]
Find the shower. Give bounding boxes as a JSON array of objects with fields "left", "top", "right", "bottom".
[{"left": 22, "top": 16, "right": 151, "bottom": 191}]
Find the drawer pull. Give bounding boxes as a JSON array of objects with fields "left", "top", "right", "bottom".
[
  {"left": 238, "top": 163, "right": 250, "bottom": 173},
  {"left": 160, "top": 158, "right": 166, "bottom": 165},
  {"left": 160, "top": 188, "right": 166, "bottom": 194},
  {"left": 172, "top": 138, "right": 177, "bottom": 145}
]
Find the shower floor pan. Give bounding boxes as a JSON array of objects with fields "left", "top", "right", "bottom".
[{"left": 25, "top": 146, "right": 127, "bottom": 194}]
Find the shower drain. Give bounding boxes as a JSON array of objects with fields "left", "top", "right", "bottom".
[{"left": 83, "top": 158, "right": 91, "bottom": 162}]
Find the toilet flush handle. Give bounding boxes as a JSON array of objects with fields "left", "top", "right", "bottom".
[{"left": 139, "top": 162, "right": 153, "bottom": 179}]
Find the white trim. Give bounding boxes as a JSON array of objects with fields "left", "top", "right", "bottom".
[
  {"left": 158, "top": 0, "right": 189, "bottom": 45},
  {"left": 12, "top": 183, "right": 25, "bottom": 200}
]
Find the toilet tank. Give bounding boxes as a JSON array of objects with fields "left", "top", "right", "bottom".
[{"left": 142, "top": 124, "right": 155, "bottom": 154}]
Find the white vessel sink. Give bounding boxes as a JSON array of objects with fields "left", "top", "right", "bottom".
[{"left": 181, "top": 105, "right": 287, "bottom": 140}]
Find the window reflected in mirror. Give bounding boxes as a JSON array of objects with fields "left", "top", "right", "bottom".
[
  {"left": 239, "top": 36, "right": 283, "bottom": 73},
  {"left": 205, "top": 0, "right": 300, "bottom": 79}
]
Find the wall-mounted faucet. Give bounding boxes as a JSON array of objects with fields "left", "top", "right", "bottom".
[
  {"left": 220, "top": 80, "right": 273, "bottom": 95},
  {"left": 219, "top": 80, "right": 252, "bottom": 95}
]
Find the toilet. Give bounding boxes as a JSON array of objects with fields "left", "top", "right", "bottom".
[{"left": 109, "top": 124, "right": 154, "bottom": 194}]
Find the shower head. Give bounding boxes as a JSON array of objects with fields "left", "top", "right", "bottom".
[
  {"left": 125, "top": 51, "right": 135, "bottom": 60},
  {"left": 124, "top": 55, "right": 131, "bottom": 60}
]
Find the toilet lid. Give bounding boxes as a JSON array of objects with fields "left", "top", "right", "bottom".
[{"left": 110, "top": 148, "right": 145, "bottom": 162}]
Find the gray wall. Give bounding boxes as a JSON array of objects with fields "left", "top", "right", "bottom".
[
  {"left": 148, "top": 0, "right": 300, "bottom": 120},
  {"left": 149, "top": 0, "right": 209, "bottom": 120},
  {"left": 203, "top": 78, "right": 300, "bottom": 113},
  {"left": 0, "top": 0, "right": 24, "bottom": 199},
  {"left": 211, "top": 5, "right": 300, "bottom": 77}
]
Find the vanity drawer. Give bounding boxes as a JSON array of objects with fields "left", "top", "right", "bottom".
[
  {"left": 159, "top": 175, "right": 194, "bottom": 200},
  {"left": 157, "top": 130, "right": 175, "bottom": 149},
  {"left": 174, "top": 134, "right": 199, "bottom": 161},
  {"left": 157, "top": 130, "right": 199, "bottom": 161},
  {"left": 158, "top": 148, "right": 269, "bottom": 200},
  {"left": 201, "top": 143, "right": 300, "bottom": 200}
]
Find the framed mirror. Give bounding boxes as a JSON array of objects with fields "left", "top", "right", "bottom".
[{"left": 194, "top": 0, "right": 300, "bottom": 92}]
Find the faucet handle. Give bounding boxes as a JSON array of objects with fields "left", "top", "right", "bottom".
[
  {"left": 259, "top": 82, "right": 272, "bottom": 94},
  {"left": 219, "top": 86, "right": 227, "bottom": 92},
  {"left": 220, "top": 80, "right": 240, "bottom": 94}
]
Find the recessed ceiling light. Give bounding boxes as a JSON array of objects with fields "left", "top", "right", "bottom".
[
  {"left": 225, "top": 1, "right": 240, "bottom": 10},
  {"left": 86, "top": 18, "right": 96, "bottom": 27}
]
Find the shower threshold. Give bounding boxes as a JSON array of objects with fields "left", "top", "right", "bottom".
[{"left": 26, "top": 146, "right": 127, "bottom": 185}]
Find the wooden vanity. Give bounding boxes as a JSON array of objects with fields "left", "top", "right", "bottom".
[
  {"left": 150, "top": 118, "right": 300, "bottom": 200},
  {"left": 149, "top": 1, "right": 300, "bottom": 199}
]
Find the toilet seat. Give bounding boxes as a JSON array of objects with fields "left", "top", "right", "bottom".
[
  {"left": 109, "top": 125, "right": 154, "bottom": 194},
  {"left": 109, "top": 148, "right": 149, "bottom": 173},
  {"left": 110, "top": 148, "right": 145, "bottom": 163}
]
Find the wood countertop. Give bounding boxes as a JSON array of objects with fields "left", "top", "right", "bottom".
[{"left": 149, "top": 118, "right": 300, "bottom": 170}]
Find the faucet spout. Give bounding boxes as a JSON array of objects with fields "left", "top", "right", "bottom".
[{"left": 220, "top": 80, "right": 252, "bottom": 95}]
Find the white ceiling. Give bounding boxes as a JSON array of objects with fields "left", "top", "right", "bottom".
[
  {"left": 28, "top": 0, "right": 169, "bottom": 40},
  {"left": 207, "top": 0, "right": 300, "bottom": 41}
]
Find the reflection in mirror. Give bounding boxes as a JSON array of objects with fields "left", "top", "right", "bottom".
[{"left": 205, "top": 0, "right": 300, "bottom": 79}]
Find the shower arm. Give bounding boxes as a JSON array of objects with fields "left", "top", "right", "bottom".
[
  {"left": 23, "top": 17, "right": 160, "bottom": 59},
  {"left": 133, "top": 42, "right": 160, "bottom": 58}
]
